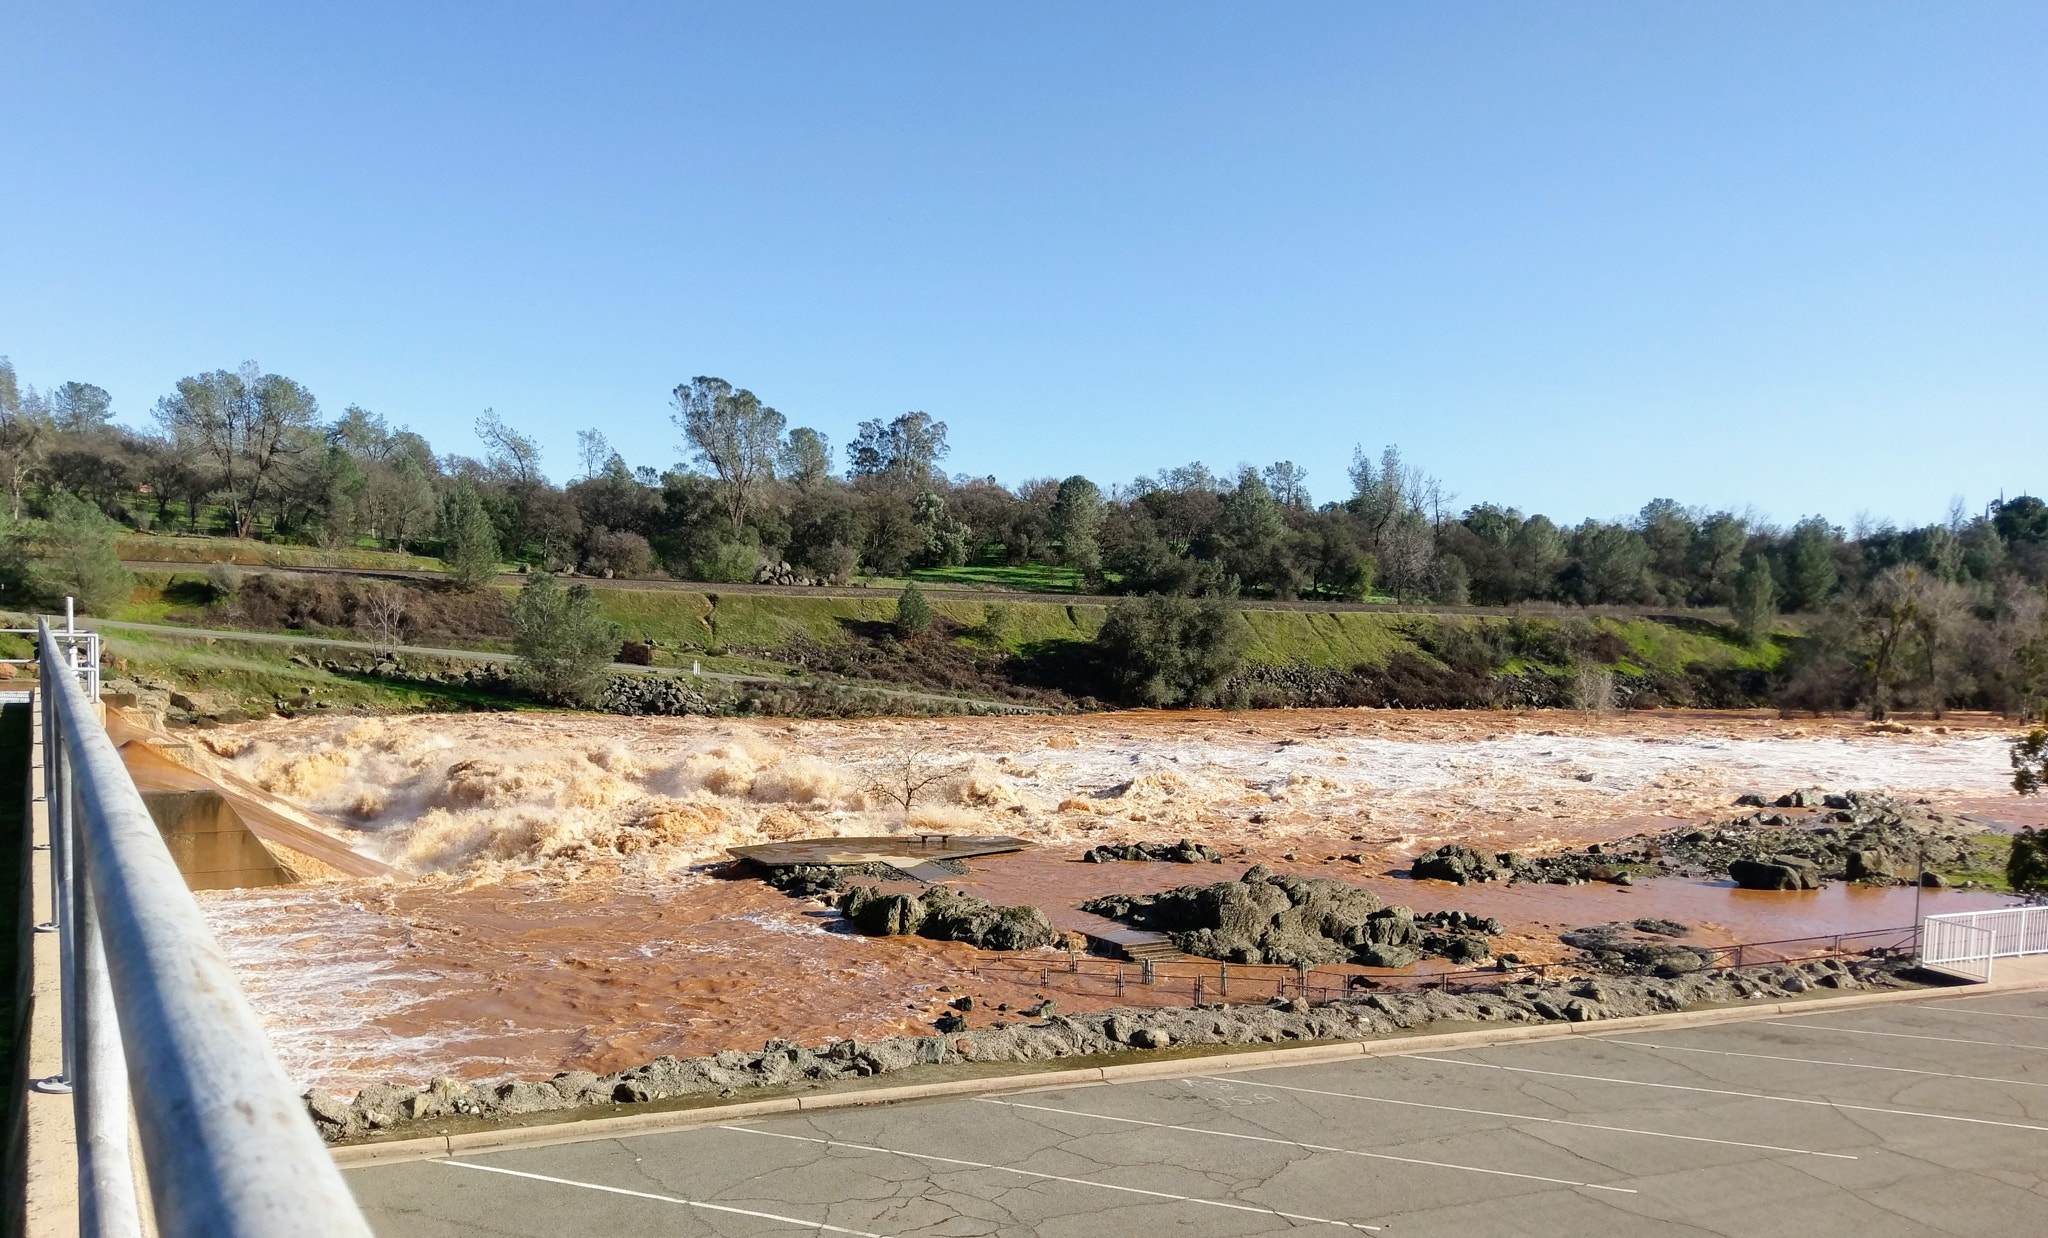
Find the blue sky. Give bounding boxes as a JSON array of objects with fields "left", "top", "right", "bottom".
[{"left": 2, "top": 2, "right": 2042, "bottom": 528}]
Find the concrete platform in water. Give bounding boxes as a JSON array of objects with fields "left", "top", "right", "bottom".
[{"left": 728, "top": 834, "right": 1033, "bottom": 881}]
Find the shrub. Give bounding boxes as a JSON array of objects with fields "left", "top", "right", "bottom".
[
  {"left": 893, "top": 581, "right": 933, "bottom": 638},
  {"left": 2016, "top": 729, "right": 2047, "bottom": 797},
  {"left": 1094, "top": 594, "right": 1245, "bottom": 707},
  {"left": 511, "top": 571, "right": 624, "bottom": 705},
  {"left": 2009, "top": 827, "right": 2048, "bottom": 893},
  {"left": 581, "top": 527, "right": 654, "bottom": 578}
]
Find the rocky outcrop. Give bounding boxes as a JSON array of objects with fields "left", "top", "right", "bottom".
[
  {"left": 837, "top": 884, "right": 1057, "bottom": 951},
  {"left": 1417, "top": 789, "right": 1987, "bottom": 892},
  {"left": 306, "top": 954, "right": 1921, "bottom": 1144},
  {"left": 1082, "top": 839, "right": 1226, "bottom": 864},
  {"left": 1080, "top": 865, "right": 1498, "bottom": 968},
  {"left": 1560, "top": 919, "right": 1710, "bottom": 976}
]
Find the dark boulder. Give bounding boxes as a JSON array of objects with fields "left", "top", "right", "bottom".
[
  {"left": 1728, "top": 856, "right": 1823, "bottom": 890},
  {"left": 1411, "top": 844, "right": 1510, "bottom": 885}
]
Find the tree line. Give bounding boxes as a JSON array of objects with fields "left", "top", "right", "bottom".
[{"left": 2, "top": 356, "right": 2044, "bottom": 717}]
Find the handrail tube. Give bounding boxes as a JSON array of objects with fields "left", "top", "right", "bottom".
[
  {"left": 77, "top": 873, "right": 143, "bottom": 1238},
  {"left": 40, "top": 620, "right": 374, "bottom": 1238}
]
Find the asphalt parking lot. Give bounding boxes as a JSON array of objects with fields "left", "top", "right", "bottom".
[{"left": 347, "top": 987, "right": 2048, "bottom": 1237}]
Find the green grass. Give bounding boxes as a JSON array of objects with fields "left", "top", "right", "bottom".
[
  {"left": 1601, "top": 615, "right": 1786, "bottom": 674},
  {"left": 1936, "top": 834, "right": 2021, "bottom": 892},
  {"left": 908, "top": 561, "right": 1088, "bottom": 592},
  {"left": 117, "top": 533, "right": 445, "bottom": 572},
  {"left": 1237, "top": 609, "right": 1420, "bottom": 669},
  {"left": 104, "top": 631, "right": 525, "bottom": 715}
]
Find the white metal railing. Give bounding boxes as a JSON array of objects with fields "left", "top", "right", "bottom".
[
  {"left": 5, "top": 595, "right": 100, "bottom": 701},
  {"left": 31, "top": 610, "right": 373, "bottom": 1237},
  {"left": 1921, "top": 906, "right": 2048, "bottom": 983}
]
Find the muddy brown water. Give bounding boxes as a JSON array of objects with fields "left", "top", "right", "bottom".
[
  {"left": 177, "top": 705, "right": 2040, "bottom": 1091},
  {"left": 205, "top": 841, "right": 2018, "bottom": 1092}
]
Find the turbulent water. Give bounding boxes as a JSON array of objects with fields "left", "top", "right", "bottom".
[{"left": 179, "top": 707, "right": 2039, "bottom": 1090}]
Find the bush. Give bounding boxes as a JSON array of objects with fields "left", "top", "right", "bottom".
[
  {"left": 1094, "top": 594, "right": 1245, "bottom": 707},
  {"left": 581, "top": 528, "right": 654, "bottom": 578},
  {"left": 2016, "top": 729, "right": 2047, "bottom": 797},
  {"left": 894, "top": 581, "right": 933, "bottom": 637},
  {"left": 2009, "top": 827, "right": 2048, "bottom": 893},
  {"left": 692, "top": 541, "right": 759, "bottom": 584},
  {"left": 511, "top": 571, "right": 624, "bottom": 705}
]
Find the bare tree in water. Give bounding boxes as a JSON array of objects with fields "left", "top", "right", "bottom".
[{"left": 864, "top": 742, "right": 960, "bottom": 817}]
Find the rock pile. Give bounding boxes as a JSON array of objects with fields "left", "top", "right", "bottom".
[
  {"left": 305, "top": 954, "right": 1918, "bottom": 1144},
  {"left": 1081, "top": 839, "right": 1227, "bottom": 864},
  {"left": 1080, "top": 864, "right": 1499, "bottom": 967},
  {"left": 1410, "top": 842, "right": 1637, "bottom": 887},
  {"left": 837, "top": 884, "right": 1058, "bottom": 951},
  {"left": 1559, "top": 919, "right": 1712, "bottom": 976},
  {"left": 1412, "top": 789, "right": 1984, "bottom": 891},
  {"left": 596, "top": 674, "right": 724, "bottom": 717},
  {"left": 755, "top": 561, "right": 833, "bottom": 587}
]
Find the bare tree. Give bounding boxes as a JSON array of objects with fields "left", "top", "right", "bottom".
[
  {"left": 576, "top": 428, "right": 612, "bottom": 481},
  {"left": 1571, "top": 666, "right": 1616, "bottom": 715},
  {"left": 476, "top": 408, "right": 544, "bottom": 484},
  {"left": 358, "top": 586, "right": 410, "bottom": 654},
  {"left": 863, "top": 742, "right": 962, "bottom": 817}
]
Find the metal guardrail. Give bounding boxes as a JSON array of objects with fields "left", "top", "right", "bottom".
[
  {"left": 1922, "top": 906, "right": 2048, "bottom": 982},
  {"left": 31, "top": 610, "right": 373, "bottom": 1236},
  {"left": 4, "top": 596, "right": 100, "bottom": 700}
]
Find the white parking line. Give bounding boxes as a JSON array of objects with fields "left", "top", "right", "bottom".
[
  {"left": 1192, "top": 1074, "right": 1857, "bottom": 1159},
  {"left": 1408, "top": 1055, "right": 2048, "bottom": 1133},
  {"left": 442, "top": 1160, "right": 896, "bottom": 1237},
  {"left": 1603, "top": 1039, "right": 2048, "bottom": 1089},
  {"left": 980, "top": 1098, "right": 1640, "bottom": 1193},
  {"left": 1761, "top": 1021, "right": 2048, "bottom": 1052},
  {"left": 1923, "top": 1004, "right": 2048, "bottom": 1023},
  {"left": 721, "top": 1125, "right": 1382, "bottom": 1231}
]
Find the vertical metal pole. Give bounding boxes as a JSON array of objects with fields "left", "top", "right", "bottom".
[
  {"left": 1219, "top": 963, "right": 1228, "bottom": 998},
  {"left": 35, "top": 686, "right": 77, "bottom": 1094},
  {"left": 1116, "top": 967, "right": 1125, "bottom": 997},
  {"left": 66, "top": 595, "right": 76, "bottom": 636},
  {"left": 74, "top": 812, "right": 145, "bottom": 1238},
  {"left": 1194, "top": 976, "right": 1204, "bottom": 1006}
]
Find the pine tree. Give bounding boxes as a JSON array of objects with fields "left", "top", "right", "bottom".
[
  {"left": 894, "top": 580, "right": 933, "bottom": 638},
  {"left": 438, "top": 481, "right": 500, "bottom": 590},
  {"left": 1731, "top": 553, "right": 1778, "bottom": 646}
]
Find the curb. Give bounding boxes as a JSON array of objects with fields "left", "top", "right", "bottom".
[{"left": 330, "top": 970, "right": 2048, "bottom": 1169}]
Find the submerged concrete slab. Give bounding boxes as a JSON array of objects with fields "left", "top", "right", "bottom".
[{"left": 729, "top": 834, "right": 1033, "bottom": 869}]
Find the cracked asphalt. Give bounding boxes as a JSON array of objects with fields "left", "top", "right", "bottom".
[{"left": 346, "top": 988, "right": 2048, "bottom": 1237}]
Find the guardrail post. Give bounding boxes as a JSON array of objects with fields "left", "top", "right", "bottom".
[{"left": 34, "top": 688, "right": 76, "bottom": 1095}]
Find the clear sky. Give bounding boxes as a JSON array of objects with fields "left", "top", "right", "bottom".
[{"left": 2, "top": 2, "right": 2042, "bottom": 529}]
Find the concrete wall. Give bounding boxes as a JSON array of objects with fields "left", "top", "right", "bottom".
[{"left": 140, "top": 790, "right": 292, "bottom": 890}]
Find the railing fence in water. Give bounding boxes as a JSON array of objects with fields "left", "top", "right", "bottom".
[{"left": 27, "top": 608, "right": 373, "bottom": 1237}]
